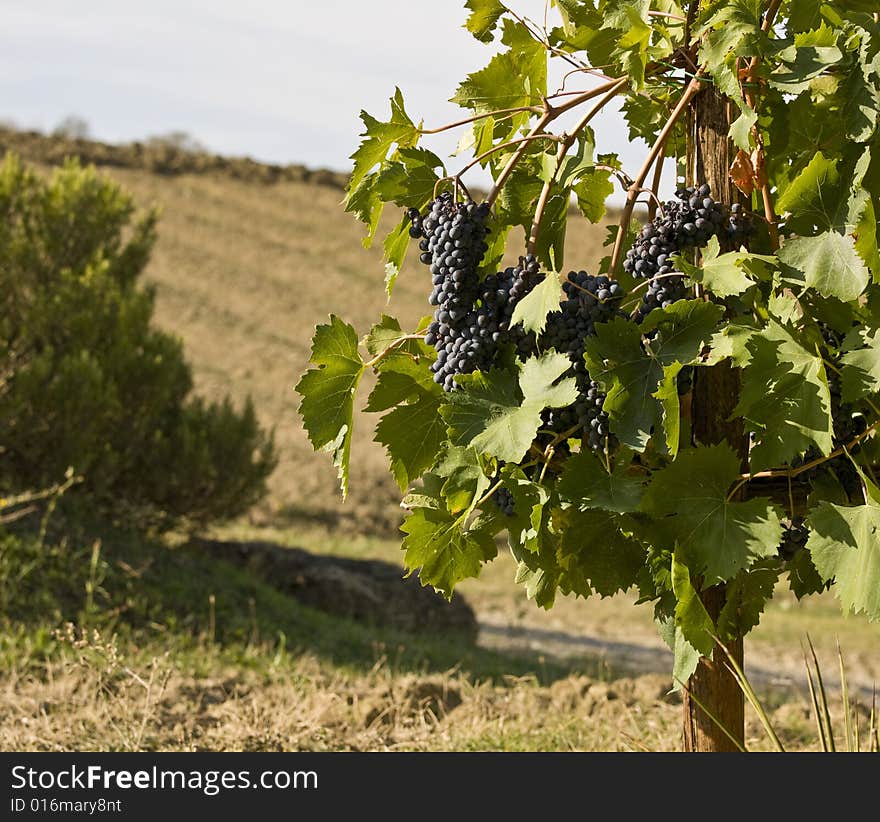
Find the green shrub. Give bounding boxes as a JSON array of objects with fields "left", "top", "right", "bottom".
[{"left": 0, "top": 153, "right": 276, "bottom": 529}]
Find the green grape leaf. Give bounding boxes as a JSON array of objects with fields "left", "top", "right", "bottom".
[
  {"left": 383, "top": 218, "right": 410, "bottom": 296},
  {"left": 807, "top": 468, "right": 880, "bottom": 621},
  {"left": 840, "top": 328, "right": 880, "bottom": 403},
  {"left": 363, "top": 315, "right": 424, "bottom": 358},
  {"left": 441, "top": 352, "right": 578, "bottom": 463},
  {"left": 697, "top": 0, "right": 762, "bottom": 107},
  {"left": 344, "top": 172, "right": 384, "bottom": 246},
  {"left": 734, "top": 320, "right": 834, "bottom": 472},
  {"left": 363, "top": 318, "right": 441, "bottom": 491},
  {"left": 584, "top": 317, "right": 657, "bottom": 451},
  {"left": 672, "top": 627, "right": 702, "bottom": 690},
  {"left": 434, "top": 445, "right": 491, "bottom": 515},
  {"left": 511, "top": 530, "right": 563, "bottom": 609},
  {"left": 296, "top": 316, "right": 365, "bottom": 499},
  {"left": 451, "top": 19, "right": 546, "bottom": 118},
  {"left": 853, "top": 191, "right": 880, "bottom": 281},
  {"left": 706, "top": 323, "right": 757, "bottom": 367},
  {"left": 550, "top": 5, "right": 617, "bottom": 72},
  {"left": 640, "top": 299, "right": 725, "bottom": 362},
  {"left": 775, "top": 151, "right": 844, "bottom": 231},
  {"left": 768, "top": 24, "right": 843, "bottom": 95},
  {"left": 505, "top": 474, "right": 552, "bottom": 557},
  {"left": 347, "top": 88, "right": 419, "bottom": 201},
  {"left": 508, "top": 488, "right": 563, "bottom": 609},
  {"left": 841, "top": 46, "right": 880, "bottom": 143},
  {"left": 479, "top": 223, "right": 511, "bottom": 280},
  {"left": 498, "top": 161, "right": 546, "bottom": 227},
  {"left": 464, "top": 0, "right": 507, "bottom": 42},
  {"left": 641, "top": 444, "right": 783, "bottom": 584},
  {"left": 401, "top": 504, "right": 498, "bottom": 600},
  {"left": 787, "top": 545, "right": 829, "bottom": 600},
  {"left": 584, "top": 301, "right": 722, "bottom": 451},
  {"left": 778, "top": 232, "right": 870, "bottom": 303},
  {"left": 606, "top": 0, "right": 653, "bottom": 89},
  {"left": 672, "top": 552, "right": 715, "bottom": 657},
  {"left": 366, "top": 365, "right": 431, "bottom": 412},
  {"left": 573, "top": 167, "right": 615, "bottom": 223},
  {"left": 534, "top": 186, "right": 571, "bottom": 271},
  {"left": 673, "top": 236, "right": 774, "bottom": 298},
  {"left": 557, "top": 509, "right": 646, "bottom": 598},
  {"left": 788, "top": 0, "right": 823, "bottom": 33},
  {"left": 546, "top": 132, "right": 596, "bottom": 188},
  {"left": 775, "top": 150, "right": 874, "bottom": 299},
  {"left": 375, "top": 147, "right": 445, "bottom": 209},
  {"left": 375, "top": 395, "right": 446, "bottom": 492},
  {"left": 654, "top": 364, "right": 682, "bottom": 456},
  {"left": 557, "top": 449, "right": 644, "bottom": 514},
  {"left": 401, "top": 473, "right": 446, "bottom": 512},
  {"left": 510, "top": 270, "right": 561, "bottom": 335},
  {"left": 717, "top": 561, "right": 781, "bottom": 640},
  {"left": 729, "top": 105, "right": 758, "bottom": 152}
]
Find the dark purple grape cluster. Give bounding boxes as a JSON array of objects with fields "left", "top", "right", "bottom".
[
  {"left": 728, "top": 202, "right": 754, "bottom": 245},
  {"left": 409, "top": 194, "right": 492, "bottom": 390},
  {"left": 778, "top": 517, "right": 809, "bottom": 561},
  {"left": 540, "top": 272, "right": 625, "bottom": 356},
  {"left": 481, "top": 254, "right": 545, "bottom": 342},
  {"left": 409, "top": 199, "right": 622, "bottom": 451},
  {"left": 492, "top": 485, "right": 515, "bottom": 517},
  {"left": 625, "top": 184, "right": 754, "bottom": 321},
  {"left": 542, "top": 375, "right": 609, "bottom": 452},
  {"left": 510, "top": 271, "right": 623, "bottom": 453},
  {"left": 424, "top": 254, "right": 544, "bottom": 391}
]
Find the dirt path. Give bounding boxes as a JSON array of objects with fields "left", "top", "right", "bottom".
[{"left": 477, "top": 615, "right": 879, "bottom": 701}]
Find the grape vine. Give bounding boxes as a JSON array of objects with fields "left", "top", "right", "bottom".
[{"left": 297, "top": 1, "right": 880, "bottom": 741}]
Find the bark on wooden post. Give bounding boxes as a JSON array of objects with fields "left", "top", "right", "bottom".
[{"left": 682, "top": 75, "right": 749, "bottom": 752}]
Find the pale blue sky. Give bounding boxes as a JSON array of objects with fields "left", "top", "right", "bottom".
[{"left": 0, "top": 1, "right": 665, "bottom": 201}]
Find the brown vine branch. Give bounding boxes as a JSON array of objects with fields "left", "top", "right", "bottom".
[
  {"left": 727, "top": 416, "right": 880, "bottom": 500},
  {"left": 610, "top": 74, "right": 705, "bottom": 274},
  {"left": 450, "top": 133, "right": 563, "bottom": 188},
  {"left": 418, "top": 105, "right": 543, "bottom": 135},
  {"left": 486, "top": 79, "right": 625, "bottom": 208},
  {"left": 648, "top": 10, "right": 687, "bottom": 22},
  {"left": 506, "top": 7, "right": 591, "bottom": 74},
  {"left": 647, "top": 145, "right": 666, "bottom": 222},
  {"left": 363, "top": 334, "right": 426, "bottom": 369},
  {"left": 761, "top": 0, "right": 784, "bottom": 33},
  {"left": 526, "top": 78, "right": 628, "bottom": 255}
]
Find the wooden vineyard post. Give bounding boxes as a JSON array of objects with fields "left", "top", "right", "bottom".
[{"left": 682, "top": 66, "right": 749, "bottom": 753}]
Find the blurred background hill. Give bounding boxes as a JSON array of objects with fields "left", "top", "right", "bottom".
[{"left": 0, "top": 123, "right": 609, "bottom": 535}]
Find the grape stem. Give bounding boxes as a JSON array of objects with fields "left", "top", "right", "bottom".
[
  {"left": 610, "top": 73, "right": 706, "bottom": 274},
  {"left": 648, "top": 10, "right": 686, "bottom": 22},
  {"left": 627, "top": 271, "right": 690, "bottom": 296},
  {"left": 363, "top": 334, "right": 426, "bottom": 369},
  {"left": 419, "top": 106, "right": 543, "bottom": 135},
  {"left": 447, "top": 133, "right": 564, "bottom": 196},
  {"left": 761, "top": 0, "right": 784, "bottom": 33},
  {"left": 486, "top": 79, "right": 627, "bottom": 208},
  {"left": 538, "top": 447, "right": 555, "bottom": 483},
  {"left": 648, "top": 145, "right": 666, "bottom": 222},
  {"left": 727, "top": 416, "right": 880, "bottom": 500},
  {"left": 526, "top": 78, "right": 628, "bottom": 255}
]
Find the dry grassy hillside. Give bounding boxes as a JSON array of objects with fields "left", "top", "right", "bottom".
[{"left": 22, "top": 146, "right": 610, "bottom": 534}]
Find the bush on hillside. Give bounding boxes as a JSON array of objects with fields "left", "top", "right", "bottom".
[{"left": 0, "top": 153, "right": 276, "bottom": 530}]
